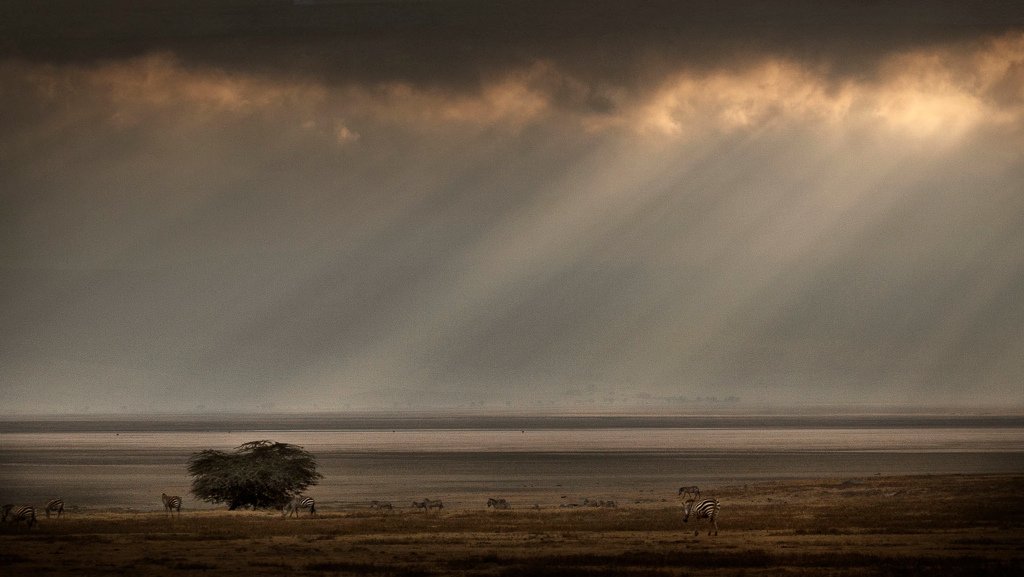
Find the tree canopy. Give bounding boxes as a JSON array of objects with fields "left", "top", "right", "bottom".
[{"left": 188, "top": 440, "right": 323, "bottom": 510}]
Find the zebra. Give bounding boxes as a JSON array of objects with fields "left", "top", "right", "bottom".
[
  {"left": 370, "top": 500, "right": 393, "bottom": 512},
  {"left": 678, "top": 486, "right": 700, "bottom": 499},
  {"left": 45, "top": 498, "right": 65, "bottom": 519},
  {"left": 283, "top": 496, "right": 316, "bottom": 518},
  {"left": 683, "top": 498, "right": 720, "bottom": 536},
  {"left": 413, "top": 498, "right": 443, "bottom": 512},
  {"left": 161, "top": 493, "right": 182, "bottom": 515},
  {"left": 8, "top": 505, "right": 37, "bottom": 529},
  {"left": 486, "top": 498, "right": 510, "bottom": 509}
]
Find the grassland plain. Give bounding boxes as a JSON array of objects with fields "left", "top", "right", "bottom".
[{"left": 2, "top": 474, "right": 1022, "bottom": 576}]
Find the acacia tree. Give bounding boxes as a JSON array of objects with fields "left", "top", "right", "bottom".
[{"left": 188, "top": 440, "right": 323, "bottom": 510}]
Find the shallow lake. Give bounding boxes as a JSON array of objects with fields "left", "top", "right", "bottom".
[{"left": 2, "top": 413, "right": 1022, "bottom": 510}]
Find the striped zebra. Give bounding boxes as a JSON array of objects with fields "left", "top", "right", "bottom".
[
  {"left": 161, "top": 493, "right": 182, "bottom": 515},
  {"left": 283, "top": 496, "right": 316, "bottom": 518},
  {"left": 683, "top": 498, "right": 720, "bottom": 536},
  {"left": 7, "top": 505, "right": 37, "bottom": 529},
  {"left": 45, "top": 498, "right": 65, "bottom": 519},
  {"left": 486, "top": 498, "right": 510, "bottom": 509}
]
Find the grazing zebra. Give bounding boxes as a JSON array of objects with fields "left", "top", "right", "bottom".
[
  {"left": 683, "top": 498, "right": 720, "bottom": 536},
  {"left": 678, "top": 486, "right": 700, "bottom": 499},
  {"left": 370, "top": 500, "right": 393, "bottom": 512},
  {"left": 283, "top": 496, "right": 316, "bottom": 518},
  {"left": 161, "top": 493, "right": 182, "bottom": 515},
  {"left": 45, "top": 498, "right": 65, "bottom": 519},
  {"left": 486, "top": 498, "right": 510, "bottom": 509},
  {"left": 8, "top": 505, "right": 37, "bottom": 529},
  {"left": 412, "top": 498, "right": 443, "bottom": 512}
]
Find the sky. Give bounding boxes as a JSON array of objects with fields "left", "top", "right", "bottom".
[{"left": 1, "top": 1, "right": 1023, "bottom": 413}]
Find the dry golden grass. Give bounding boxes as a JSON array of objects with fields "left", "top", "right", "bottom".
[{"left": 2, "top": 474, "right": 1022, "bottom": 576}]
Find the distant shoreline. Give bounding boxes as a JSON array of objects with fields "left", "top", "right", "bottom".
[
  {"left": 2, "top": 410, "right": 1024, "bottom": 434},
  {"left": 5, "top": 405, "right": 1024, "bottom": 418}
]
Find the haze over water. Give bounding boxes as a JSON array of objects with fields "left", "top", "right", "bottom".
[{"left": 3, "top": 412, "right": 1022, "bottom": 510}]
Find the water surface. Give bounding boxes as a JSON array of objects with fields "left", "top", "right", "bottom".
[{"left": 2, "top": 413, "right": 1022, "bottom": 510}]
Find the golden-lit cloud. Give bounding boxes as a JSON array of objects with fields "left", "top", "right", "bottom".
[
  {"left": 631, "top": 60, "right": 851, "bottom": 135},
  {"left": 9, "top": 54, "right": 359, "bottom": 145},
  {"left": 8, "top": 53, "right": 557, "bottom": 142},
  {"left": 633, "top": 33, "right": 1024, "bottom": 140},
  {"left": 358, "top": 62, "right": 555, "bottom": 127},
  {"left": 867, "top": 34, "right": 1024, "bottom": 138},
  {"left": 7, "top": 32, "right": 1022, "bottom": 145}
]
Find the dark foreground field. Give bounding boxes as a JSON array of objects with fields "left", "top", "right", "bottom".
[{"left": 2, "top": 475, "right": 1022, "bottom": 576}]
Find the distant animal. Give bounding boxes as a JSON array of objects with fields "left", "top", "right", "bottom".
[
  {"left": 370, "top": 500, "right": 393, "bottom": 512},
  {"left": 413, "top": 498, "right": 443, "bottom": 512},
  {"left": 161, "top": 493, "right": 182, "bottom": 515},
  {"left": 683, "top": 498, "right": 720, "bottom": 536},
  {"left": 583, "top": 498, "right": 617, "bottom": 508},
  {"left": 487, "top": 498, "right": 510, "bottom": 509},
  {"left": 45, "top": 498, "right": 65, "bottom": 519},
  {"left": 678, "top": 486, "right": 700, "bottom": 499},
  {"left": 283, "top": 496, "right": 316, "bottom": 518},
  {"left": 8, "top": 505, "right": 37, "bottom": 529}
]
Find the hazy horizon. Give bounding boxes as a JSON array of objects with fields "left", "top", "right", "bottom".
[
  {"left": 2, "top": 2, "right": 1023, "bottom": 414},
  {"left": 4, "top": 405, "right": 1024, "bottom": 420}
]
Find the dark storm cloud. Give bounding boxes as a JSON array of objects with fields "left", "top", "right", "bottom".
[{"left": 3, "top": 1, "right": 1023, "bottom": 93}]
